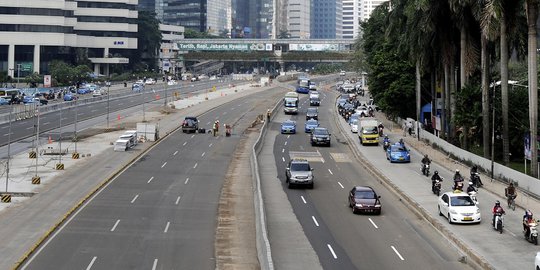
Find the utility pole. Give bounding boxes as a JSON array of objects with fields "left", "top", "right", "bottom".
[
  {"left": 74, "top": 98, "right": 78, "bottom": 153},
  {"left": 491, "top": 83, "right": 496, "bottom": 182},
  {"left": 106, "top": 81, "right": 111, "bottom": 128},
  {"left": 58, "top": 107, "right": 63, "bottom": 167},
  {"left": 34, "top": 107, "right": 40, "bottom": 181},
  {"left": 5, "top": 105, "right": 13, "bottom": 192}
]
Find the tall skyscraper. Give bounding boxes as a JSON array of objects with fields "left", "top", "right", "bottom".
[
  {"left": 360, "top": 0, "right": 388, "bottom": 22},
  {"left": 287, "top": 0, "right": 311, "bottom": 39},
  {"left": 231, "top": 0, "right": 274, "bottom": 38},
  {"left": 154, "top": 0, "right": 231, "bottom": 35},
  {"left": 311, "top": 0, "right": 342, "bottom": 39},
  {"left": 342, "top": 0, "right": 360, "bottom": 39}
]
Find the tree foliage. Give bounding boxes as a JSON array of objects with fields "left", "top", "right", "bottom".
[
  {"left": 131, "top": 11, "right": 162, "bottom": 71},
  {"left": 49, "top": 60, "right": 91, "bottom": 86}
]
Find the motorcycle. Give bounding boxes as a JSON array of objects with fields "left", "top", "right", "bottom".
[
  {"left": 378, "top": 127, "right": 384, "bottom": 137},
  {"left": 453, "top": 179, "right": 464, "bottom": 192},
  {"left": 383, "top": 140, "right": 390, "bottom": 151},
  {"left": 468, "top": 190, "right": 479, "bottom": 205},
  {"left": 421, "top": 163, "right": 430, "bottom": 176},
  {"left": 493, "top": 211, "right": 505, "bottom": 234},
  {"left": 525, "top": 221, "right": 539, "bottom": 245},
  {"left": 432, "top": 179, "right": 442, "bottom": 196},
  {"left": 471, "top": 172, "right": 483, "bottom": 188}
]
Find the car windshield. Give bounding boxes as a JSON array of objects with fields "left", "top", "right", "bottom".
[
  {"left": 306, "top": 120, "right": 318, "bottom": 126},
  {"left": 390, "top": 145, "right": 407, "bottom": 152},
  {"left": 290, "top": 163, "right": 310, "bottom": 171},
  {"left": 362, "top": 126, "right": 378, "bottom": 135},
  {"left": 313, "top": 128, "right": 328, "bottom": 135},
  {"left": 355, "top": 190, "right": 376, "bottom": 199},
  {"left": 450, "top": 196, "right": 475, "bottom": 206},
  {"left": 307, "top": 108, "right": 317, "bottom": 114},
  {"left": 283, "top": 121, "right": 294, "bottom": 126},
  {"left": 350, "top": 119, "right": 358, "bottom": 124}
]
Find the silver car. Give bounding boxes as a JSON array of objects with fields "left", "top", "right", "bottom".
[{"left": 285, "top": 158, "right": 314, "bottom": 189}]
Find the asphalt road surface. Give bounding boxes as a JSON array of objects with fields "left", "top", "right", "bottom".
[
  {"left": 20, "top": 87, "right": 285, "bottom": 270},
  {"left": 269, "top": 85, "right": 470, "bottom": 269}
]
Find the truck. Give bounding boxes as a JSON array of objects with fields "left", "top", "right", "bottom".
[
  {"left": 358, "top": 118, "right": 379, "bottom": 145},
  {"left": 283, "top": 92, "right": 299, "bottom": 114}
]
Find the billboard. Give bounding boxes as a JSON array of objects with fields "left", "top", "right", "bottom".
[
  {"left": 43, "top": 75, "right": 51, "bottom": 87},
  {"left": 177, "top": 43, "right": 272, "bottom": 51},
  {"left": 289, "top": 44, "right": 340, "bottom": 51}
]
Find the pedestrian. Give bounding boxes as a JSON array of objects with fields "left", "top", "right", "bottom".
[{"left": 406, "top": 121, "right": 413, "bottom": 136}]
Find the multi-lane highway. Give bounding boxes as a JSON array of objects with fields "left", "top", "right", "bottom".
[
  {"left": 267, "top": 84, "right": 470, "bottom": 269},
  {"left": 20, "top": 86, "right": 285, "bottom": 269}
]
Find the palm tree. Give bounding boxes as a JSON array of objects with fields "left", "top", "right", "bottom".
[{"left": 526, "top": 0, "right": 539, "bottom": 177}]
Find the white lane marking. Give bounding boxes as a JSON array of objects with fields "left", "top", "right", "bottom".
[
  {"left": 368, "top": 218, "right": 379, "bottom": 229},
  {"left": 231, "top": 107, "right": 235, "bottom": 110},
  {"left": 282, "top": 148, "right": 285, "bottom": 153},
  {"left": 284, "top": 141, "right": 288, "bottom": 146},
  {"left": 391, "top": 246, "right": 405, "bottom": 261},
  {"left": 183, "top": 142, "right": 187, "bottom": 146},
  {"left": 86, "top": 256, "right": 97, "bottom": 270},
  {"left": 164, "top": 221, "right": 170, "bottom": 233},
  {"left": 78, "top": 113, "right": 84, "bottom": 116},
  {"left": 152, "top": 259, "right": 158, "bottom": 270},
  {"left": 173, "top": 150, "right": 178, "bottom": 156},
  {"left": 175, "top": 196, "right": 181, "bottom": 205},
  {"left": 130, "top": 194, "right": 139, "bottom": 204},
  {"left": 282, "top": 157, "right": 285, "bottom": 162},
  {"left": 91, "top": 109, "right": 97, "bottom": 112},
  {"left": 337, "top": 182, "right": 344, "bottom": 189},
  {"left": 161, "top": 162, "right": 167, "bottom": 168},
  {"left": 507, "top": 230, "right": 517, "bottom": 237},
  {"left": 110, "top": 219, "right": 120, "bottom": 232},
  {"left": 237, "top": 104, "right": 241, "bottom": 107},
  {"left": 26, "top": 126, "right": 33, "bottom": 130},
  {"left": 301, "top": 196, "right": 307, "bottom": 204},
  {"left": 287, "top": 135, "right": 290, "bottom": 139},
  {"left": 118, "top": 103, "right": 124, "bottom": 106},
  {"left": 201, "top": 152, "right": 205, "bottom": 157},
  {"left": 43, "top": 122, "right": 50, "bottom": 125},
  {"left": 209, "top": 143, "right": 213, "bottom": 147},
  {"left": 191, "top": 134, "right": 195, "bottom": 138},
  {"left": 321, "top": 158, "right": 325, "bottom": 163},
  {"left": 327, "top": 244, "right": 338, "bottom": 259},
  {"left": 185, "top": 178, "right": 190, "bottom": 184},
  {"left": 130, "top": 100, "right": 135, "bottom": 103},
  {"left": 206, "top": 121, "right": 211, "bottom": 125},
  {"left": 147, "top": 176, "right": 154, "bottom": 183},
  {"left": 312, "top": 216, "right": 320, "bottom": 227},
  {"left": 1, "top": 126, "right": 8, "bottom": 129},
  {"left": 223, "top": 112, "right": 228, "bottom": 115},
  {"left": 328, "top": 169, "right": 333, "bottom": 175},
  {"left": 193, "top": 163, "right": 198, "bottom": 169}
]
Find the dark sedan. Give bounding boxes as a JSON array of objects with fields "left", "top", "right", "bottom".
[
  {"left": 310, "top": 127, "right": 331, "bottom": 146},
  {"left": 348, "top": 186, "right": 382, "bottom": 214}
]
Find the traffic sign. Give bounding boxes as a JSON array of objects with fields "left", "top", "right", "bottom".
[{"left": 21, "top": 63, "right": 32, "bottom": 72}]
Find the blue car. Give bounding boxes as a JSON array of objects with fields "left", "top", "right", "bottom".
[
  {"left": 296, "top": 86, "right": 309, "bottom": 94},
  {"left": 77, "top": 88, "right": 89, "bottom": 94},
  {"left": 304, "top": 119, "right": 319, "bottom": 133},
  {"left": 281, "top": 120, "right": 297, "bottom": 134},
  {"left": 0, "top": 98, "right": 8, "bottom": 105},
  {"left": 22, "top": 96, "right": 36, "bottom": 104},
  {"left": 386, "top": 144, "right": 411, "bottom": 163},
  {"left": 64, "top": 93, "right": 77, "bottom": 101}
]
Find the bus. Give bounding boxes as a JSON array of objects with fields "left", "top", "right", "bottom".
[
  {"left": 0, "top": 88, "right": 21, "bottom": 103},
  {"left": 296, "top": 77, "right": 310, "bottom": 94},
  {"left": 283, "top": 92, "right": 299, "bottom": 114}
]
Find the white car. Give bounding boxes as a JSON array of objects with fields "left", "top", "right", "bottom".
[
  {"left": 309, "top": 91, "right": 320, "bottom": 99},
  {"left": 136, "top": 79, "right": 145, "bottom": 85},
  {"left": 92, "top": 90, "right": 102, "bottom": 97},
  {"left": 340, "top": 71, "right": 346, "bottom": 76},
  {"left": 355, "top": 106, "right": 369, "bottom": 117},
  {"left": 350, "top": 118, "right": 359, "bottom": 133},
  {"left": 167, "top": 80, "right": 177, "bottom": 86},
  {"left": 438, "top": 192, "right": 481, "bottom": 224},
  {"left": 145, "top": 78, "right": 156, "bottom": 85},
  {"left": 309, "top": 83, "right": 317, "bottom": 90},
  {"left": 535, "top": 252, "right": 540, "bottom": 270}
]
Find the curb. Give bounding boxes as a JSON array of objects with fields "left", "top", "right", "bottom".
[
  {"left": 12, "top": 84, "right": 274, "bottom": 270},
  {"left": 331, "top": 95, "right": 491, "bottom": 270}
]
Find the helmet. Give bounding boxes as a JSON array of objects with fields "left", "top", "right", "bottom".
[
  {"left": 526, "top": 210, "right": 533, "bottom": 217},
  {"left": 434, "top": 171, "right": 439, "bottom": 175},
  {"left": 384, "top": 134, "right": 388, "bottom": 138},
  {"left": 495, "top": 200, "right": 500, "bottom": 206},
  {"left": 455, "top": 169, "right": 460, "bottom": 173},
  {"left": 424, "top": 154, "right": 428, "bottom": 158},
  {"left": 509, "top": 182, "right": 514, "bottom": 187},
  {"left": 469, "top": 182, "right": 473, "bottom": 185}
]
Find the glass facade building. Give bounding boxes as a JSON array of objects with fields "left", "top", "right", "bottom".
[
  {"left": 154, "top": 0, "right": 230, "bottom": 35},
  {"left": 311, "top": 0, "right": 342, "bottom": 39}
]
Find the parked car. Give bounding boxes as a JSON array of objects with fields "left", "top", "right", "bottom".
[
  {"left": 64, "top": 93, "right": 77, "bottom": 101},
  {"left": 438, "top": 192, "right": 481, "bottom": 224},
  {"left": 310, "top": 127, "right": 331, "bottom": 146},
  {"left": 280, "top": 120, "right": 297, "bottom": 134},
  {"left": 386, "top": 143, "right": 411, "bottom": 163},
  {"left": 145, "top": 78, "right": 156, "bottom": 85},
  {"left": 181, "top": 116, "right": 199, "bottom": 133},
  {"left": 285, "top": 158, "right": 314, "bottom": 189},
  {"left": 0, "top": 98, "right": 8, "bottom": 105},
  {"left": 136, "top": 79, "right": 145, "bottom": 85},
  {"left": 92, "top": 90, "right": 102, "bottom": 97},
  {"left": 77, "top": 88, "right": 89, "bottom": 94},
  {"left": 348, "top": 186, "right": 382, "bottom": 214},
  {"left": 132, "top": 83, "right": 144, "bottom": 92},
  {"left": 304, "top": 119, "right": 319, "bottom": 133},
  {"left": 22, "top": 96, "right": 37, "bottom": 104}
]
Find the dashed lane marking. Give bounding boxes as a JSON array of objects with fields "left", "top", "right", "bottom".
[
  {"left": 201, "top": 152, "right": 205, "bottom": 157},
  {"left": 282, "top": 157, "right": 285, "bottom": 162},
  {"left": 282, "top": 148, "right": 285, "bottom": 153},
  {"left": 161, "top": 162, "right": 167, "bottom": 168},
  {"left": 130, "top": 194, "right": 139, "bottom": 204},
  {"left": 312, "top": 216, "right": 320, "bottom": 227},
  {"left": 337, "top": 182, "right": 344, "bottom": 189},
  {"left": 369, "top": 218, "right": 379, "bottom": 229},
  {"left": 328, "top": 169, "right": 333, "bottom": 175},
  {"left": 173, "top": 151, "right": 178, "bottom": 156},
  {"left": 147, "top": 177, "right": 154, "bottom": 183},
  {"left": 164, "top": 221, "right": 170, "bottom": 233},
  {"left": 327, "top": 244, "right": 338, "bottom": 259},
  {"left": 152, "top": 259, "right": 158, "bottom": 270},
  {"left": 193, "top": 163, "right": 198, "bottom": 169},
  {"left": 183, "top": 142, "right": 187, "bottom": 146},
  {"left": 191, "top": 134, "right": 195, "bottom": 138},
  {"left": 110, "top": 219, "right": 120, "bottom": 232},
  {"left": 85, "top": 256, "right": 97, "bottom": 270},
  {"left": 184, "top": 178, "right": 189, "bottom": 184},
  {"left": 209, "top": 143, "right": 213, "bottom": 147},
  {"left": 301, "top": 196, "right": 307, "bottom": 204},
  {"left": 175, "top": 196, "right": 181, "bottom": 205},
  {"left": 391, "top": 246, "right": 405, "bottom": 261}
]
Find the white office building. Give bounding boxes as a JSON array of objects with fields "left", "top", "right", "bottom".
[
  {"left": 0, "top": 0, "right": 138, "bottom": 77},
  {"left": 159, "top": 24, "right": 184, "bottom": 75},
  {"left": 342, "top": 0, "right": 360, "bottom": 39},
  {"left": 287, "top": 0, "right": 311, "bottom": 39},
  {"left": 360, "top": 0, "right": 388, "bottom": 22}
]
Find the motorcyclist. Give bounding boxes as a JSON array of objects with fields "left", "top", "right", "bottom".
[
  {"left": 378, "top": 122, "right": 384, "bottom": 136},
  {"left": 421, "top": 155, "right": 431, "bottom": 165},
  {"left": 431, "top": 171, "right": 442, "bottom": 191},
  {"left": 523, "top": 210, "right": 536, "bottom": 237},
  {"left": 466, "top": 181, "right": 477, "bottom": 194},
  {"left": 505, "top": 182, "right": 517, "bottom": 205},
  {"left": 453, "top": 169, "right": 464, "bottom": 190},
  {"left": 492, "top": 200, "right": 505, "bottom": 227},
  {"left": 470, "top": 165, "right": 484, "bottom": 187},
  {"left": 383, "top": 134, "right": 390, "bottom": 144},
  {"left": 368, "top": 107, "right": 374, "bottom": 117},
  {"left": 398, "top": 138, "right": 405, "bottom": 146}
]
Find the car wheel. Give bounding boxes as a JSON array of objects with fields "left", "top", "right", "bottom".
[
  {"left": 348, "top": 200, "right": 353, "bottom": 208},
  {"left": 287, "top": 182, "right": 293, "bottom": 189},
  {"left": 448, "top": 214, "right": 453, "bottom": 224},
  {"left": 327, "top": 142, "right": 331, "bottom": 147},
  {"left": 309, "top": 183, "right": 314, "bottom": 189},
  {"left": 438, "top": 206, "right": 443, "bottom": 216},
  {"left": 352, "top": 207, "right": 357, "bottom": 214},
  {"left": 376, "top": 209, "right": 382, "bottom": 215}
]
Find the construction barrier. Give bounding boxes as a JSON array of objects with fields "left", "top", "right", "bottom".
[
  {"left": 29, "top": 151, "right": 36, "bottom": 159},
  {"left": 31, "top": 176, "right": 41, "bottom": 185},
  {"left": 1, "top": 194, "right": 11, "bottom": 203},
  {"left": 56, "top": 163, "right": 64, "bottom": 170},
  {"left": 72, "top": 152, "right": 79, "bottom": 159}
]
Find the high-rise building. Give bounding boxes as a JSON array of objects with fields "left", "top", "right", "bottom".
[
  {"left": 287, "top": 0, "right": 311, "bottom": 39},
  {"left": 311, "top": 0, "right": 342, "bottom": 39},
  {"left": 156, "top": 0, "right": 231, "bottom": 35},
  {"left": 231, "top": 0, "right": 274, "bottom": 38},
  {"left": 0, "top": 0, "right": 138, "bottom": 76},
  {"left": 360, "top": 0, "right": 388, "bottom": 22},
  {"left": 342, "top": 0, "right": 360, "bottom": 39}
]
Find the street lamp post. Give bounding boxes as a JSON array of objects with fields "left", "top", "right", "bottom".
[
  {"left": 491, "top": 83, "right": 496, "bottom": 182},
  {"left": 106, "top": 81, "right": 111, "bottom": 128},
  {"left": 16, "top": 63, "right": 20, "bottom": 87}
]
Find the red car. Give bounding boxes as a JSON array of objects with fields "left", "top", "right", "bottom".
[{"left": 348, "top": 186, "right": 382, "bottom": 215}]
